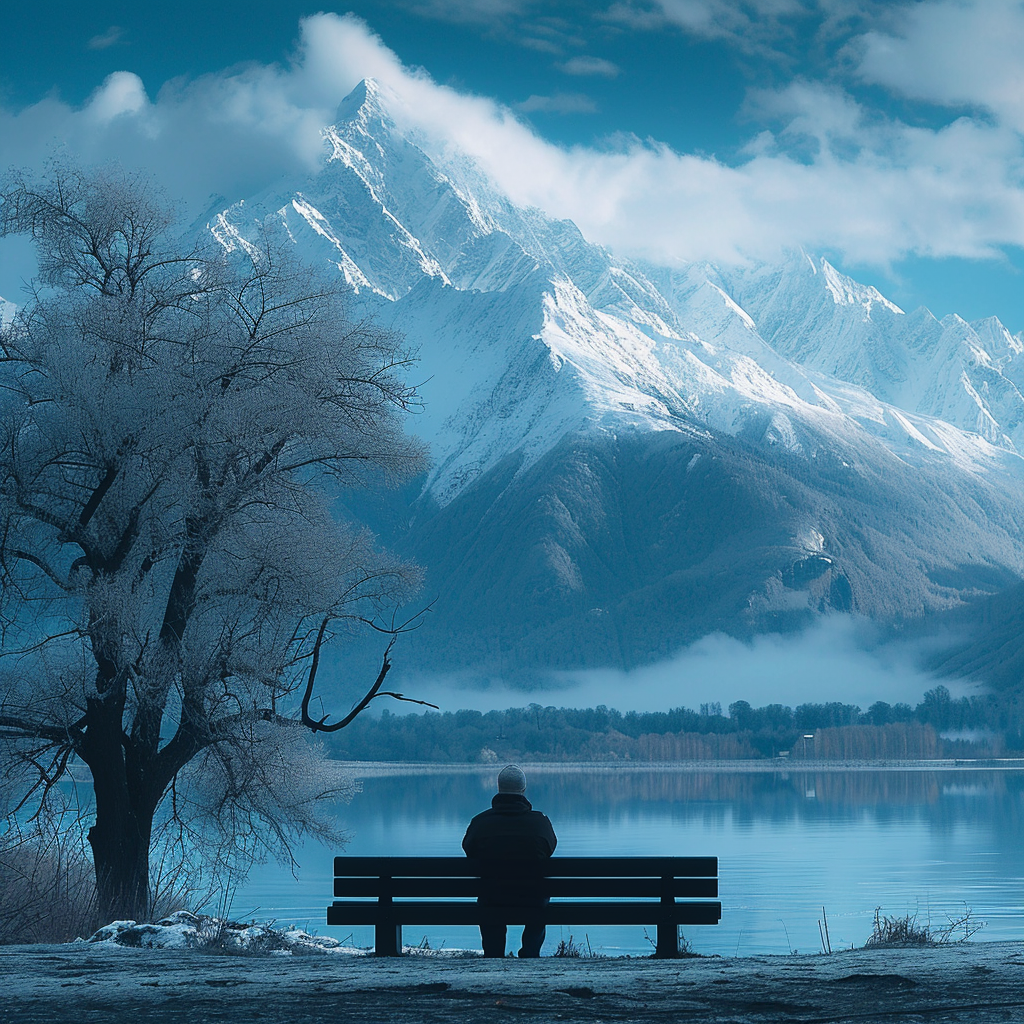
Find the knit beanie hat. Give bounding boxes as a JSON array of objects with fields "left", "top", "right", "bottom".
[{"left": 497, "top": 764, "right": 527, "bottom": 794}]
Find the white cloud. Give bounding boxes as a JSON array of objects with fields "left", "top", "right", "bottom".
[
  {"left": 3, "top": 11, "right": 1024, "bottom": 274},
  {"left": 385, "top": 65, "right": 1024, "bottom": 264},
  {"left": 86, "top": 72, "right": 151, "bottom": 125},
  {"left": 856, "top": 0, "right": 1024, "bottom": 131},
  {"left": 557, "top": 55, "right": 620, "bottom": 77},
  {"left": 605, "top": 0, "right": 899, "bottom": 64},
  {"left": 520, "top": 36, "right": 564, "bottom": 55},
  {"left": 0, "top": 17, "right": 371, "bottom": 216},
  {"left": 400, "top": 0, "right": 534, "bottom": 23},
  {"left": 88, "top": 26, "right": 125, "bottom": 51},
  {"left": 603, "top": 2, "right": 669, "bottom": 31},
  {"left": 517, "top": 92, "right": 599, "bottom": 114},
  {"left": 658, "top": 0, "right": 810, "bottom": 34},
  {"left": 606, "top": 0, "right": 831, "bottom": 50}
]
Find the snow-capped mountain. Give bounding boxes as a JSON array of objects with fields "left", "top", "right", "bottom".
[
  {"left": 211, "top": 80, "right": 1024, "bottom": 678},
  {"left": 723, "top": 256, "right": 1024, "bottom": 451}
]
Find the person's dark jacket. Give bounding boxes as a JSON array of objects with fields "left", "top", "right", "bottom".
[
  {"left": 463, "top": 793, "right": 557, "bottom": 904},
  {"left": 462, "top": 793, "right": 557, "bottom": 861}
]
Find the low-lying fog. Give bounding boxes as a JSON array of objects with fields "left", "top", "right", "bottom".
[{"left": 394, "top": 615, "right": 977, "bottom": 715}]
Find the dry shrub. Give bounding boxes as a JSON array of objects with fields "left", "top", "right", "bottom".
[
  {"left": 0, "top": 820, "right": 98, "bottom": 944},
  {"left": 0, "top": 809, "right": 213, "bottom": 944},
  {"left": 864, "top": 908, "right": 932, "bottom": 947},
  {"left": 864, "top": 906, "right": 983, "bottom": 948},
  {"left": 554, "top": 935, "right": 584, "bottom": 957}
]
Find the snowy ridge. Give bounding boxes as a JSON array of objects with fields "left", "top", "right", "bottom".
[
  {"left": 725, "top": 255, "right": 1024, "bottom": 453},
  {"left": 211, "top": 81, "right": 1024, "bottom": 506}
]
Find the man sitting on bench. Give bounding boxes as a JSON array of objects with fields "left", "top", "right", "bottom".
[{"left": 462, "top": 764, "right": 557, "bottom": 958}]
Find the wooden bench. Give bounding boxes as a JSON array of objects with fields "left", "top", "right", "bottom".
[{"left": 327, "top": 856, "right": 721, "bottom": 957}]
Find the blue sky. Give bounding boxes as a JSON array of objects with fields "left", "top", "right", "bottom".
[{"left": 4, "top": 1, "right": 1024, "bottom": 329}]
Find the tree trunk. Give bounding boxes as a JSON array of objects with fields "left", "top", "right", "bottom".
[
  {"left": 81, "top": 704, "right": 155, "bottom": 924},
  {"left": 87, "top": 803, "right": 152, "bottom": 924}
]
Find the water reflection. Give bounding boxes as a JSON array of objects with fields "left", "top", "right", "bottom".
[{"left": 232, "top": 768, "right": 1024, "bottom": 956}]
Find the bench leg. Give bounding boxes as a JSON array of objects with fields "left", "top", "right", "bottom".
[
  {"left": 654, "top": 923, "right": 678, "bottom": 958},
  {"left": 375, "top": 922, "right": 402, "bottom": 956}
]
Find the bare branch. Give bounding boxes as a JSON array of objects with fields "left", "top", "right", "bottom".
[
  {"left": 360, "top": 598, "right": 436, "bottom": 636},
  {"left": 295, "top": 595, "right": 437, "bottom": 734},
  {"left": 372, "top": 692, "right": 439, "bottom": 710},
  {"left": 0, "top": 548, "right": 73, "bottom": 591},
  {"left": 0, "top": 714, "right": 82, "bottom": 745}
]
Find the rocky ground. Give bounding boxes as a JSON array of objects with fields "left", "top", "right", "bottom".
[{"left": 3, "top": 940, "right": 1024, "bottom": 1023}]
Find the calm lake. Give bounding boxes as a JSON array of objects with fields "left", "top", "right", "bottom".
[{"left": 232, "top": 764, "right": 1024, "bottom": 957}]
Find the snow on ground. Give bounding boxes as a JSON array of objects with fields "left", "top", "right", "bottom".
[
  {"left": 85, "top": 911, "right": 371, "bottom": 955},
  {"left": 84, "top": 911, "right": 479, "bottom": 958}
]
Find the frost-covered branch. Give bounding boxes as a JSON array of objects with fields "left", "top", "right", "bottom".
[{"left": 0, "top": 162, "right": 430, "bottom": 920}]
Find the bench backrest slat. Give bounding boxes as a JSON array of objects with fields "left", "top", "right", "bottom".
[
  {"left": 334, "top": 856, "right": 717, "bottom": 877},
  {"left": 333, "top": 877, "right": 718, "bottom": 899}
]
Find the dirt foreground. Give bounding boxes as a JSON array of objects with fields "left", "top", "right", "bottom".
[{"left": 3, "top": 940, "right": 1023, "bottom": 1023}]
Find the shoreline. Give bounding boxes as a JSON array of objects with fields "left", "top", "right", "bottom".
[
  {"left": 61, "top": 758, "right": 1024, "bottom": 785},
  {"left": 332, "top": 757, "right": 1024, "bottom": 778},
  {"left": 5, "top": 938, "right": 1023, "bottom": 1023}
]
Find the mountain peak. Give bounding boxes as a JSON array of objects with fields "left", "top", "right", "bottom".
[
  {"left": 334, "top": 78, "right": 393, "bottom": 130},
  {"left": 816, "top": 256, "right": 904, "bottom": 317}
]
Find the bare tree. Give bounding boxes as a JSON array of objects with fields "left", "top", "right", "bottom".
[{"left": 0, "top": 163, "right": 430, "bottom": 924}]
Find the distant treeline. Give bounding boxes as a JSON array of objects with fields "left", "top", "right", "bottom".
[{"left": 327, "top": 686, "right": 1024, "bottom": 763}]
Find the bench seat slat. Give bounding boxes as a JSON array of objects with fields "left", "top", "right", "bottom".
[
  {"left": 328, "top": 900, "right": 723, "bottom": 927},
  {"left": 333, "top": 877, "right": 718, "bottom": 899},
  {"left": 334, "top": 856, "right": 717, "bottom": 877}
]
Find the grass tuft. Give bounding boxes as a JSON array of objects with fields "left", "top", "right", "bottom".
[{"left": 864, "top": 905, "right": 983, "bottom": 948}]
